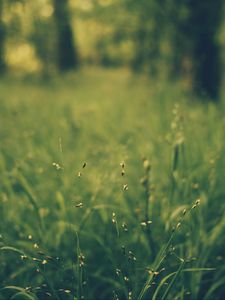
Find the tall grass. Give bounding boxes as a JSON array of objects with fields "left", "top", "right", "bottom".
[{"left": 0, "top": 68, "right": 225, "bottom": 299}]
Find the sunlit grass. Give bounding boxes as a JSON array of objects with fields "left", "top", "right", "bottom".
[{"left": 0, "top": 68, "right": 225, "bottom": 300}]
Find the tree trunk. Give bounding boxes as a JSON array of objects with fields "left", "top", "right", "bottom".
[
  {"left": 188, "top": 0, "right": 223, "bottom": 101},
  {"left": 53, "top": 0, "right": 78, "bottom": 72}
]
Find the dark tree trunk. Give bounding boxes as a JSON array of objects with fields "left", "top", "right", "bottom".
[
  {"left": 0, "top": 0, "right": 6, "bottom": 74},
  {"left": 169, "top": 1, "right": 189, "bottom": 77},
  {"left": 187, "top": 0, "right": 223, "bottom": 101},
  {"left": 53, "top": 0, "right": 78, "bottom": 72}
]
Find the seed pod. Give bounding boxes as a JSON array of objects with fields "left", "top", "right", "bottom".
[
  {"left": 143, "top": 158, "right": 151, "bottom": 172},
  {"left": 123, "top": 184, "right": 128, "bottom": 191}
]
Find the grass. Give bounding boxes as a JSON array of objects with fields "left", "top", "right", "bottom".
[{"left": 0, "top": 67, "right": 225, "bottom": 300}]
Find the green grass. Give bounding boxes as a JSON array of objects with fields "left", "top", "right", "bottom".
[{"left": 0, "top": 68, "right": 225, "bottom": 300}]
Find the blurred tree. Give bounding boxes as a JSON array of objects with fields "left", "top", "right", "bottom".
[
  {"left": 168, "top": 1, "right": 190, "bottom": 77},
  {"left": 186, "top": 0, "right": 223, "bottom": 101},
  {"left": 53, "top": 0, "right": 78, "bottom": 71},
  {"left": 30, "top": 11, "right": 57, "bottom": 77},
  {"left": 123, "top": 0, "right": 183, "bottom": 77},
  {"left": 0, "top": 0, "right": 6, "bottom": 73},
  {"left": 130, "top": 0, "right": 165, "bottom": 75}
]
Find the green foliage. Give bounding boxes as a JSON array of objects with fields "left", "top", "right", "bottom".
[{"left": 0, "top": 68, "right": 225, "bottom": 299}]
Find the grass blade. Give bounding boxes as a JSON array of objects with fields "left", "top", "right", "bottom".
[{"left": 161, "top": 259, "right": 185, "bottom": 300}]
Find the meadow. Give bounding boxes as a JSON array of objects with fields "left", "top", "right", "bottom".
[{"left": 0, "top": 68, "right": 225, "bottom": 300}]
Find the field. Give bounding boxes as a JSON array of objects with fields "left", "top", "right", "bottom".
[{"left": 0, "top": 68, "right": 225, "bottom": 300}]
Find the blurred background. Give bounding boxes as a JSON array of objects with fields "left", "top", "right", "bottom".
[
  {"left": 0, "top": 0, "right": 224, "bottom": 101},
  {"left": 1, "top": 2, "right": 225, "bottom": 299}
]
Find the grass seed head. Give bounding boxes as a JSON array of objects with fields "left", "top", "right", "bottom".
[
  {"left": 79, "top": 253, "right": 85, "bottom": 267},
  {"left": 141, "top": 220, "right": 152, "bottom": 227},
  {"left": 176, "top": 222, "right": 181, "bottom": 229},
  {"left": 128, "top": 251, "right": 137, "bottom": 261},
  {"left": 116, "top": 268, "right": 121, "bottom": 276},
  {"left": 123, "top": 184, "right": 128, "bottom": 191},
  {"left": 121, "top": 245, "right": 126, "bottom": 255},
  {"left": 52, "top": 162, "right": 62, "bottom": 170},
  {"left": 33, "top": 243, "right": 39, "bottom": 249},
  {"left": 112, "top": 212, "right": 116, "bottom": 223},
  {"left": 42, "top": 259, "right": 48, "bottom": 265},
  {"left": 195, "top": 198, "right": 201, "bottom": 205},
  {"left": 140, "top": 176, "right": 148, "bottom": 187},
  {"left": 192, "top": 183, "right": 199, "bottom": 190},
  {"left": 122, "top": 222, "right": 128, "bottom": 231},
  {"left": 128, "top": 291, "right": 132, "bottom": 300},
  {"left": 143, "top": 158, "right": 151, "bottom": 172},
  {"left": 120, "top": 162, "right": 125, "bottom": 168}
]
